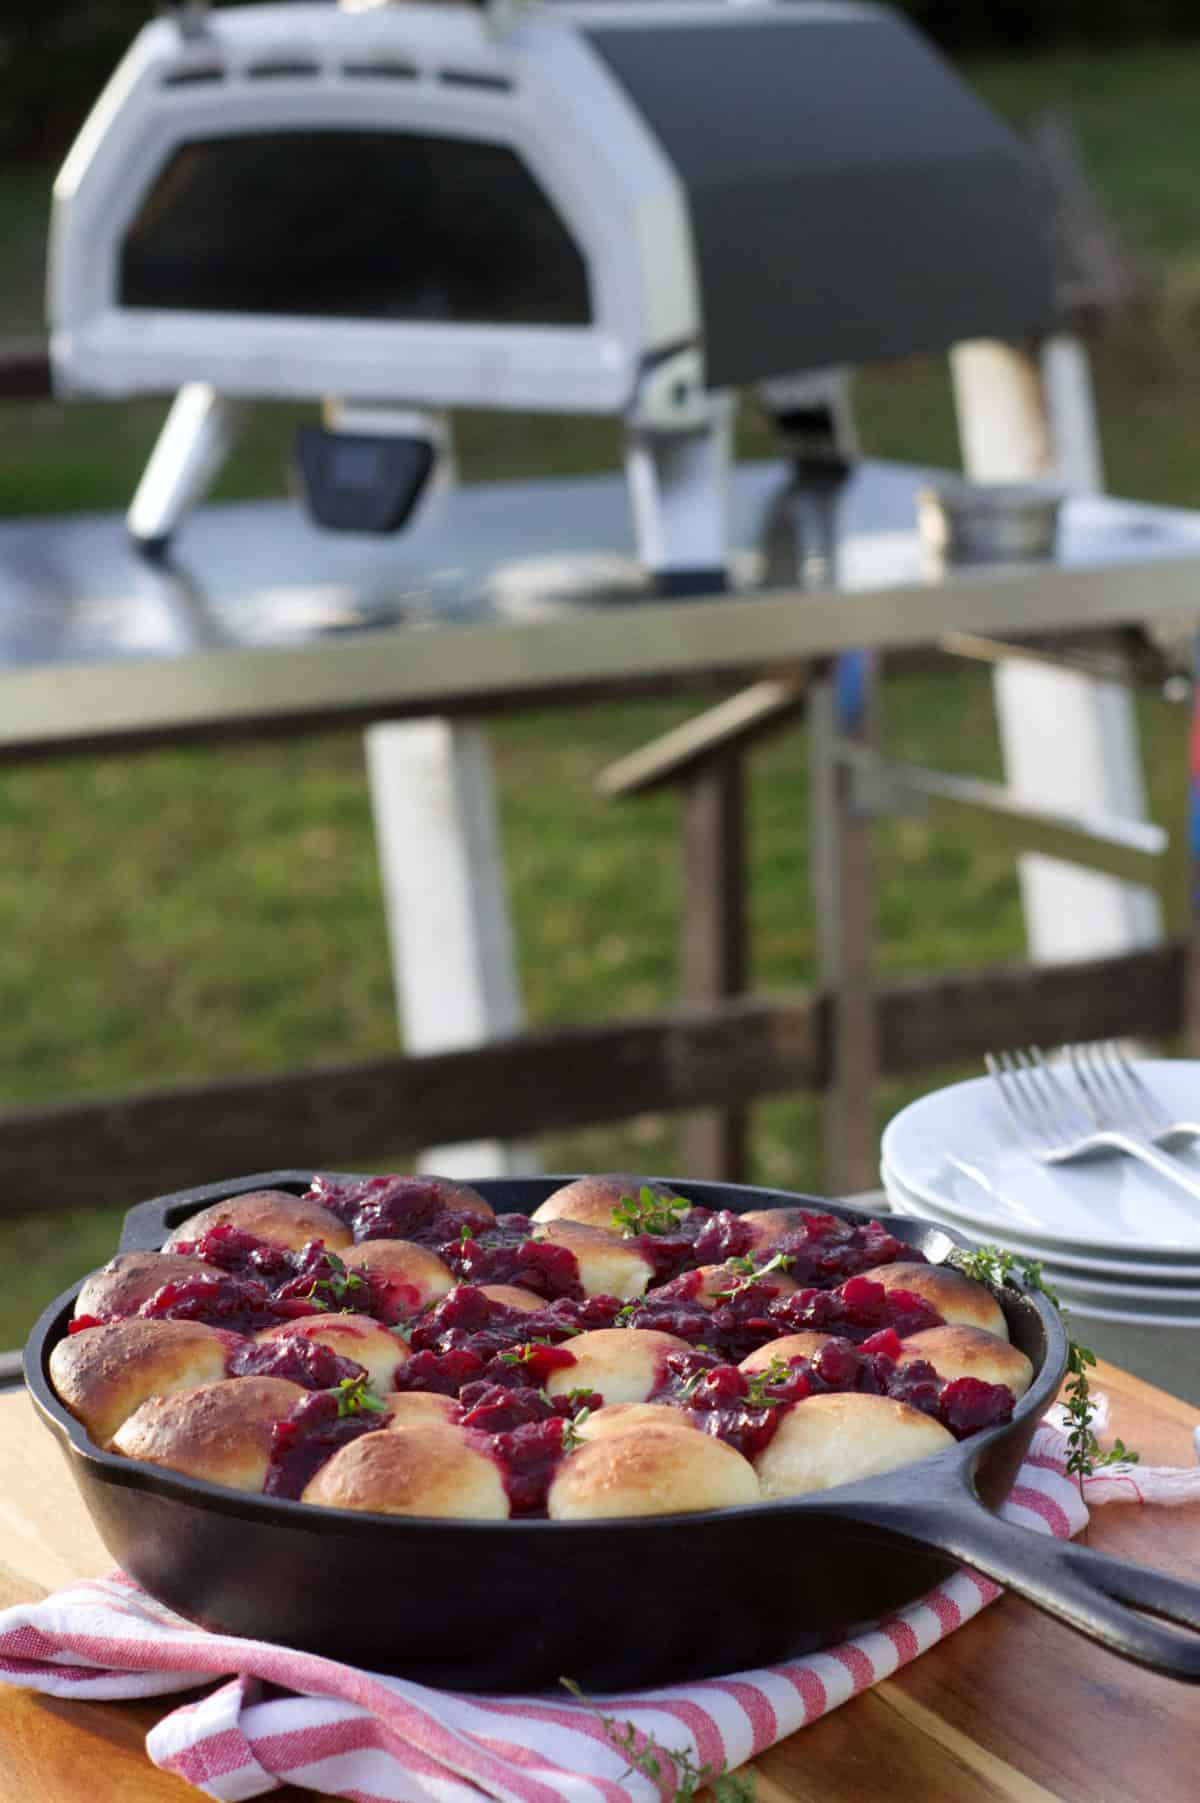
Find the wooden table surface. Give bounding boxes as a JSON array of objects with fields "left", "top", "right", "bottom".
[{"left": 2, "top": 1364, "right": 1199, "bottom": 1803}]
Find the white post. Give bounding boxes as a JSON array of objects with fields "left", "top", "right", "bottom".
[
  {"left": 366, "top": 719, "right": 539, "bottom": 1178},
  {"left": 950, "top": 337, "right": 1163, "bottom": 963}
]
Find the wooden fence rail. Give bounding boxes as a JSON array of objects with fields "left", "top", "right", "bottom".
[{"left": 2, "top": 939, "right": 1184, "bottom": 1216}]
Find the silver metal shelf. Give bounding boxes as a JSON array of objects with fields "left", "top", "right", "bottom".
[{"left": 3, "top": 459, "right": 1200, "bottom": 756}]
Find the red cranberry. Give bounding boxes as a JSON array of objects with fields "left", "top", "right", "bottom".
[
  {"left": 455, "top": 1382, "right": 556, "bottom": 1434},
  {"left": 691, "top": 1210, "right": 758, "bottom": 1265},
  {"left": 490, "top": 1418, "right": 568, "bottom": 1514},
  {"left": 938, "top": 1376, "right": 1015, "bottom": 1439},
  {"left": 812, "top": 1339, "right": 862, "bottom": 1389},
  {"left": 695, "top": 1405, "right": 784, "bottom": 1463},
  {"left": 685, "top": 1365, "right": 749, "bottom": 1410}
]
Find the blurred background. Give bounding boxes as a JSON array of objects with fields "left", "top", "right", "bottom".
[{"left": 3, "top": 1, "right": 1200, "bottom": 1339}]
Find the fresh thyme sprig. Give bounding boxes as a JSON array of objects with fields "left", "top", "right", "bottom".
[
  {"left": 333, "top": 1375, "right": 387, "bottom": 1418},
  {"left": 713, "top": 1250, "right": 795, "bottom": 1301},
  {"left": 950, "top": 1242, "right": 1138, "bottom": 1492},
  {"left": 302, "top": 1249, "right": 367, "bottom": 1309},
  {"left": 559, "top": 1408, "right": 592, "bottom": 1453},
  {"left": 611, "top": 1186, "right": 691, "bottom": 1238},
  {"left": 496, "top": 1337, "right": 557, "bottom": 1366},
  {"left": 560, "top": 1679, "right": 755, "bottom": 1803},
  {"left": 743, "top": 1355, "right": 793, "bottom": 1409}
]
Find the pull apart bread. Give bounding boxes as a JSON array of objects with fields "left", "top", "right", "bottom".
[{"left": 52, "top": 1174, "right": 1025, "bottom": 1520}]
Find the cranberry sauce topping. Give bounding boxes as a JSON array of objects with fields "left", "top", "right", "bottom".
[
  {"left": 264, "top": 1389, "right": 388, "bottom": 1499},
  {"left": 303, "top": 1173, "right": 493, "bottom": 1251},
  {"left": 170, "top": 1223, "right": 295, "bottom": 1285},
  {"left": 408, "top": 1284, "right": 619, "bottom": 1364},
  {"left": 271, "top": 1243, "right": 376, "bottom": 1318},
  {"left": 765, "top": 1215, "right": 921, "bottom": 1289},
  {"left": 651, "top": 1333, "right": 1014, "bottom": 1457},
  {"left": 138, "top": 1271, "right": 279, "bottom": 1336},
  {"left": 444, "top": 1230, "right": 583, "bottom": 1302},
  {"left": 228, "top": 1337, "right": 367, "bottom": 1391},
  {"left": 305, "top": 1173, "right": 448, "bottom": 1240},
  {"left": 392, "top": 1348, "right": 486, "bottom": 1396},
  {"left": 767, "top": 1276, "right": 942, "bottom": 1344},
  {"left": 490, "top": 1418, "right": 573, "bottom": 1514}
]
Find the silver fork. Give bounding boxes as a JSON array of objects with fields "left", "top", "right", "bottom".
[
  {"left": 985, "top": 1046, "right": 1200, "bottom": 1203},
  {"left": 1066, "top": 1040, "right": 1200, "bottom": 1153}
]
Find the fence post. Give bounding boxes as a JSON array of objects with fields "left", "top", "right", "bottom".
[{"left": 679, "top": 751, "right": 748, "bottom": 1179}]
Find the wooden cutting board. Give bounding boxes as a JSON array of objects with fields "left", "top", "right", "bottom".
[{"left": 2, "top": 1361, "right": 1199, "bottom": 1803}]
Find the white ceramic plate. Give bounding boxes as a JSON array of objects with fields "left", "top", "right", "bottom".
[
  {"left": 881, "top": 1059, "right": 1200, "bottom": 1260},
  {"left": 882, "top": 1171, "right": 1200, "bottom": 1324},
  {"left": 880, "top": 1161, "right": 1200, "bottom": 1282}
]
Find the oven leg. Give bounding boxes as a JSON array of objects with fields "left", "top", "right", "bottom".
[
  {"left": 624, "top": 394, "right": 735, "bottom": 595},
  {"left": 127, "top": 382, "right": 246, "bottom": 555}
]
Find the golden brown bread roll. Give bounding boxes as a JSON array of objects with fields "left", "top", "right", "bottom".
[
  {"left": 350, "top": 1240, "right": 454, "bottom": 1318},
  {"left": 740, "top": 1207, "right": 823, "bottom": 1250},
  {"left": 165, "top": 1189, "right": 352, "bottom": 1254},
  {"left": 754, "top": 1393, "right": 955, "bottom": 1498},
  {"left": 530, "top": 1220, "right": 654, "bottom": 1299},
  {"left": 254, "top": 1313, "right": 409, "bottom": 1392},
  {"left": 75, "top": 1251, "right": 215, "bottom": 1321},
  {"left": 542, "top": 1328, "right": 690, "bottom": 1406},
  {"left": 302, "top": 1423, "right": 509, "bottom": 1518},
  {"left": 573, "top": 1401, "right": 699, "bottom": 1442},
  {"left": 898, "top": 1325, "right": 1033, "bottom": 1398},
  {"left": 548, "top": 1425, "right": 759, "bottom": 1519},
  {"left": 383, "top": 1391, "right": 460, "bottom": 1427},
  {"left": 479, "top": 1284, "right": 545, "bottom": 1313},
  {"left": 111, "top": 1376, "right": 304, "bottom": 1492},
  {"left": 687, "top": 1263, "right": 798, "bottom": 1306},
  {"left": 422, "top": 1181, "right": 496, "bottom": 1224},
  {"left": 49, "top": 1318, "right": 233, "bottom": 1447},
  {"left": 530, "top": 1174, "right": 689, "bottom": 1233},
  {"left": 868, "top": 1263, "right": 1009, "bottom": 1340},
  {"left": 739, "top": 1331, "right": 834, "bottom": 1373}
]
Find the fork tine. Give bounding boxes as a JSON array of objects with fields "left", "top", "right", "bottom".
[
  {"left": 1102, "top": 1040, "right": 1168, "bottom": 1136},
  {"left": 1066, "top": 1041, "right": 1105, "bottom": 1126},
  {"left": 1012, "top": 1047, "right": 1060, "bottom": 1137},
  {"left": 1085, "top": 1039, "right": 1129, "bottom": 1120},
  {"left": 1028, "top": 1045, "right": 1091, "bottom": 1134},
  {"left": 986, "top": 1050, "right": 1040, "bottom": 1141}
]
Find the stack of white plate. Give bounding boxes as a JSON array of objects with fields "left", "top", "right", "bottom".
[{"left": 880, "top": 1059, "right": 1200, "bottom": 1403}]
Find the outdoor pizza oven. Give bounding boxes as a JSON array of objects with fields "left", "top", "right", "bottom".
[{"left": 48, "top": 0, "right": 1055, "bottom": 584}]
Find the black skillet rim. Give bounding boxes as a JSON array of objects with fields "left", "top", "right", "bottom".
[{"left": 23, "top": 1172, "right": 1068, "bottom": 1534}]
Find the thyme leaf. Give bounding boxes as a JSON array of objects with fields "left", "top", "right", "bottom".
[
  {"left": 949, "top": 1242, "right": 1137, "bottom": 1493},
  {"left": 560, "top": 1678, "right": 755, "bottom": 1803},
  {"left": 333, "top": 1375, "right": 387, "bottom": 1418},
  {"left": 611, "top": 1185, "right": 690, "bottom": 1238}
]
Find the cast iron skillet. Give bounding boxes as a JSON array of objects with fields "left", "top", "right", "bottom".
[{"left": 23, "top": 1171, "right": 1200, "bottom": 1690}]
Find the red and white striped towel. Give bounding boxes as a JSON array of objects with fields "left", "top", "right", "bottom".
[{"left": 1, "top": 1410, "right": 1195, "bottom": 1803}]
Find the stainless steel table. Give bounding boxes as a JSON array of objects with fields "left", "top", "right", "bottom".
[{"left": 5, "top": 458, "right": 1200, "bottom": 758}]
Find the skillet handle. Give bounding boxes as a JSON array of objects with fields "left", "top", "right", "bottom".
[{"left": 832, "top": 1472, "right": 1200, "bottom": 1682}]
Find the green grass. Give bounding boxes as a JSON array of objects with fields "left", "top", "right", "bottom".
[{"left": 2, "top": 45, "right": 1199, "bottom": 1342}]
